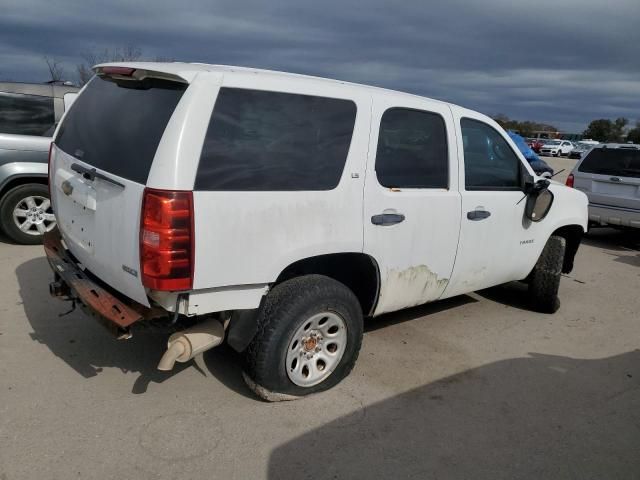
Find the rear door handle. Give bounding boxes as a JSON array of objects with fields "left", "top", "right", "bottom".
[
  {"left": 371, "top": 213, "right": 405, "bottom": 226},
  {"left": 467, "top": 209, "right": 491, "bottom": 221}
]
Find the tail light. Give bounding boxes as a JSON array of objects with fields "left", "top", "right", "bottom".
[
  {"left": 140, "top": 188, "right": 194, "bottom": 291},
  {"left": 566, "top": 173, "right": 574, "bottom": 188}
]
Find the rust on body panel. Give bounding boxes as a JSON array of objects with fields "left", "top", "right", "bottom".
[{"left": 43, "top": 231, "right": 157, "bottom": 331}]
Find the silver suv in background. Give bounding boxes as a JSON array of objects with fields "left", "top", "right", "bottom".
[
  {"left": 567, "top": 143, "right": 640, "bottom": 229},
  {"left": 0, "top": 81, "right": 79, "bottom": 244}
]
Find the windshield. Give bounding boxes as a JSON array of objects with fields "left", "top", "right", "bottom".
[{"left": 545, "top": 140, "right": 561, "bottom": 146}]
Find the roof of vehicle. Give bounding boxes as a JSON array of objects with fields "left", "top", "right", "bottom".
[
  {"left": 0, "top": 81, "right": 80, "bottom": 97},
  {"left": 94, "top": 61, "right": 459, "bottom": 108}
]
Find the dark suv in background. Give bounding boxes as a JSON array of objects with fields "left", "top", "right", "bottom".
[{"left": 0, "top": 81, "right": 78, "bottom": 244}]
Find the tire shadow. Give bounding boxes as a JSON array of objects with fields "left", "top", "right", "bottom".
[
  {"left": 475, "top": 281, "right": 534, "bottom": 311},
  {"left": 582, "top": 227, "right": 640, "bottom": 252},
  {"left": 269, "top": 350, "right": 640, "bottom": 479},
  {"left": 364, "top": 295, "right": 478, "bottom": 333}
]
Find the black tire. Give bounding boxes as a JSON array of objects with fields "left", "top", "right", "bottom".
[
  {"left": 243, "top": 275, "right": 363, "bottom": 401},
  {"left": 0, "top": 183, "right": 55, "bottom": 245},
  {"left": 528, "top": 235, "right": 566, "bottom": 313}
]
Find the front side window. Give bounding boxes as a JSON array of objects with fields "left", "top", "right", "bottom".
[
  {"left": 461, "top": 118, "right": 522, "bottom": 190},
  {"left": 375, "top": 108, "right": 448, "bottom": 188},
  {"left": 0, "top": 92, "right": 55, "bottom": 136},
  {"left": 196, "top": 88, "right": 357, "bottom": 191}
]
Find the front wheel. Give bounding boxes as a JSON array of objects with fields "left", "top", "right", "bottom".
[
  {"left": 0, "top": 183, "right": 56, "bottom": 245},
  {"left": 528, "top": 235, "right": 566, "bottom": 313},
  {"left": 243, "top": 275, "right": 363, "bottom": 401}
]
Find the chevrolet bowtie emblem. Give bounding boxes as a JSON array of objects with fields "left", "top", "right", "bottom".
[{"left": 61, "top": 180, "right": 74, "bottom": 196}]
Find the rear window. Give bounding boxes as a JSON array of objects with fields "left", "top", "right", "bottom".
[
  {"left": 55, "top": 76, "right": 186, "bottom": 184},
  {"left": 578, "top": 148, "right": 640, "bottom": 178},
  {"left": 0, "top": 92, "right": 54, "bottom": 136},
  {"left": 195, "top": 88, "right": 357, "bottom": 191}
]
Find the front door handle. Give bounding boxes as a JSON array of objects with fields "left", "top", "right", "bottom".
[
  {"left": 371, "top": 213, "right": 405, "bottom": 226},
  {"left": 467, "top": 209, "right": 491, "bottom": 221}
]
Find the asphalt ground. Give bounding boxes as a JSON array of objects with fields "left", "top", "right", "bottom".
[{"left": 1, "top": 154, "right": 638, "bottom": 479}]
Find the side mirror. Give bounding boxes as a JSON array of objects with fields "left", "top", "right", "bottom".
[{"left": 525, "top": 187, "right": 554, "bottom": 222}]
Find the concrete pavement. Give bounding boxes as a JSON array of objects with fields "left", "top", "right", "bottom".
[{"left": 1, "top": 172, "right": 638, "bottom": 478}]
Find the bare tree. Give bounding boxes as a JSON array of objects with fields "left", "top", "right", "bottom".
[
  {"left": 45, "top": 56, "right": 66, "bottom": 82},
  {"left": 76, "top": 45, "right": 143, "bottom": 85}
]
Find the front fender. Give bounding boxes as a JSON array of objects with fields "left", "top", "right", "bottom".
[{"left": 547, "top": 183, "right": 588, "bottom": 232}]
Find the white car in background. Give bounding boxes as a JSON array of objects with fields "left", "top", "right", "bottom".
[{"left": 540, "top": 140, "right": 574, "bottom": 157}]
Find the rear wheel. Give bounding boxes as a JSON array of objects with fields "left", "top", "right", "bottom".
[
  {"left": 528, "top": 235, "right": 566, "bottom": 313},
  {"left": 0, "top": 183, "right": 56, "bottom": 245},
  {"left": 243, "top": 275, "right": 363, "bottom": 401}
]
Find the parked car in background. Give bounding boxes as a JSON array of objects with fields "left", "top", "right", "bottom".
[
  {"left": 45, "top": 62, "right": 587, "bottom": 400},
  {"left": 0, "top": 81, "right": 79, "bottom": 244},
  {"left": 508, "top": 131, "right": 553, "bottom": 176},
  {"left": 568, "top": 141, "right": 599, "bottom": 159},
  {"left": 540, "top": 140, "right": 574, "bottom": 157},
  {"left": 527, "top": 138, "right": 545, "bottom": 154},
  {"left": 567, "top": 143, "right": 640, "bottom": 228}
]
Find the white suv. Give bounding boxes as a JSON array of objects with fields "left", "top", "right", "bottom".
[
  {"left": 46, "top": 63, "right": 588, "bottom": 400},
  {"left": 540, "top": 140, "right": 574, "bottom": 157}
]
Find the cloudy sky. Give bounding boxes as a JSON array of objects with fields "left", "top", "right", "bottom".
[{"left": 2, "top": 0, "right": 638, "bottom": 132}]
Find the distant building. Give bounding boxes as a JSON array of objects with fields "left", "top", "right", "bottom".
[{"left": 528, "top": 130, "right": 583, "bottom": 141}]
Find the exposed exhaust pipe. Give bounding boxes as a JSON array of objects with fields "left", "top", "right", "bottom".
[{"left": 157, "top": 318, "right": 225, "bottom": 371}]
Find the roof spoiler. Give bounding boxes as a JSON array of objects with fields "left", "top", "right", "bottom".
[{"left": 93, "top": 65, "right": 188, "bottom": 85}]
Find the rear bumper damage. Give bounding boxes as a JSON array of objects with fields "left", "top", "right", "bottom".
[
  {"left": 43, "top": 230, "right": 159, "bottom": 337},
  {"left": 43, "top": 230, "right": 227, "bottom": 369}
]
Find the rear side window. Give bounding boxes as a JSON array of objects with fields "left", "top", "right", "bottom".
[
  {"left": 0, "top": 92, "right": 54, "bottom": 136},
  {"left": 56, "top": 76, "right": 186, "bottom": 184},
  {"left": 375, "top": 108, "right": 448, "bottom": 188},
  {"left": 195, "top": 88, "right": 357, "bottom": 191},
  {"left": 461, "top": 118, "right": 522, "bottom": 190},
  {"left": 578, "top": 148, "right": 640, "bottom": 178}
]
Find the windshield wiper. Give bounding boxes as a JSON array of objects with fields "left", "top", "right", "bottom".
[{"left": 71, "top": 163, "right": 125, "bottom": 189}]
